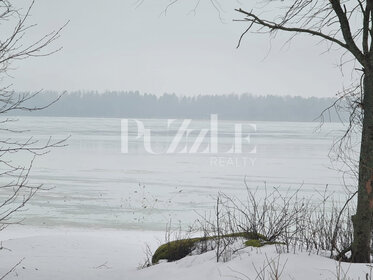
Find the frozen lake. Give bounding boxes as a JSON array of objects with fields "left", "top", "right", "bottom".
[{"left": 0, "top": 116, "right": 356, "bottom": 230}]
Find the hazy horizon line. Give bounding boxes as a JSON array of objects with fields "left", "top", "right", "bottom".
[{"left": 16, "top": 89, "right": 338, "bottom": 100}]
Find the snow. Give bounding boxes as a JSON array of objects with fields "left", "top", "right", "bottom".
[
  {"left": 0, "top": 227, "right": 162, "bottom": 280},
  {"left": 0, "top": 226, "right": 371, "bottom": 280}
]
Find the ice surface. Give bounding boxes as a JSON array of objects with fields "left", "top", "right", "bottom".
[{"left": 0, "top": 117, "right": 354, "bottom": 230}]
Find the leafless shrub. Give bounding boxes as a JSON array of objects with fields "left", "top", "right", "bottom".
[
  {"left": 193, "top": 193, "right": 243, "bottom": 262},
  {"left": 138, "top": 243, "right": 153, "bottom": 269},
  {"left": 254, "top": 254, "right": 287, "bottom": 280},
  {"left": 193, "top": 180, "right": 355, "bottom": 262}
]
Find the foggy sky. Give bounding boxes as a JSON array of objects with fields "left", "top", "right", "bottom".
[{"left": 12, "top": 0, "right": 356, "bottom": 97}]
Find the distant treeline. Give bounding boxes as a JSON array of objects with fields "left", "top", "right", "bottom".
[{"left": 12, "top": 91, "right": 346, "bottom": 122}]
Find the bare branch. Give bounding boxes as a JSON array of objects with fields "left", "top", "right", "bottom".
[{"left": 235, "top": 7, "right": 366, "bottom": 66}]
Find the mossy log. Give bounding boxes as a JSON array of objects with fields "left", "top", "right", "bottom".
[{"left": 152, "top": 232, "right": 268, "bottom": 264}]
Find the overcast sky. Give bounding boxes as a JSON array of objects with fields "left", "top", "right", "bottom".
[{"left": 11, "top": 0, "right": 356, "bottom": 97}]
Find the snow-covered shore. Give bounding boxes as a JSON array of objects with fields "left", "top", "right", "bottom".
[
  {"left": 0, "top": 226, "right": 162, "bottom": 280},
  {"left": 0, "top": 226, "right": 371, "bottom": 280}
]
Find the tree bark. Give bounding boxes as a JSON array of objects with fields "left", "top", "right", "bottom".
[{"left": 352, "top": 71, "right": 373, "bottom": 263}]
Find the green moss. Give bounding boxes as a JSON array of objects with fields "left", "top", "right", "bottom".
[
  {"left": 152, "top": 238, "right": 202, "bottom": 264},
  {"left": 223, "top": 232, "right": 268, "bottom": 241},
  {"left": 244, "top": 239, "right": 263, "bottom": 247},
  {"left": 151, "top": 231, "right": 267, "bottom": 264},
  {"left": 244, "top": 239, "right": 285, "bottom": 248}
]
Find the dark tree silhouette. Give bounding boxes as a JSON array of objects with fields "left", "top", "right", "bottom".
[{"left": 13, "top": 91, "right": 345, "bottom": 122}]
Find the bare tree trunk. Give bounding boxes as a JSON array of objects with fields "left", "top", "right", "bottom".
[{"left": 352, "top": 72, "right": 373, "bottom": 263}]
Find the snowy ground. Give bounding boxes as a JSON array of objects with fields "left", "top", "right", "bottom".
[
  {"left": 0, "top": 226, "right": 371, "bottom": 280},
  {"left": 0, "top": 227, "right": 162, "bottom": 280}
]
